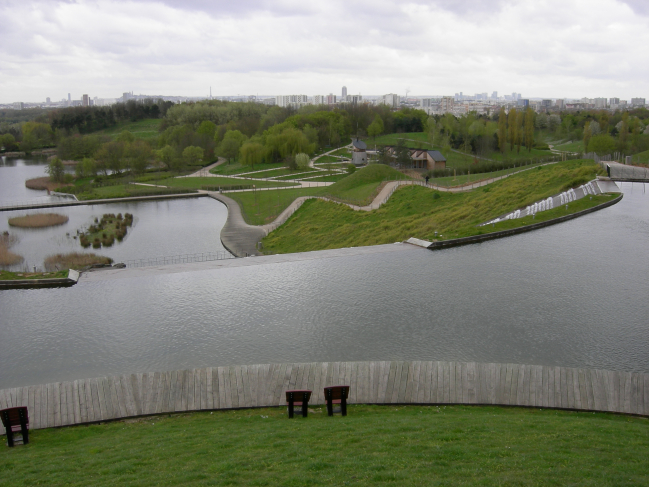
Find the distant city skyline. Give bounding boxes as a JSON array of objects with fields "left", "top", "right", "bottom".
[{"left": 1, "top": 0, "right": 648, "bottom": 104}]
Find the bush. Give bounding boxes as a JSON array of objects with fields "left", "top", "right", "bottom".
[{"left": 346, "top": 164, "right": 356, "bottom": 174}]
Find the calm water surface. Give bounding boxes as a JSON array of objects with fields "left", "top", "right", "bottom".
[
  {"left": 0, "top": 179, "right": 648, "bottom": 388},
  {"left": 1, "top": 158, "right": 229, "bottom": 269}
]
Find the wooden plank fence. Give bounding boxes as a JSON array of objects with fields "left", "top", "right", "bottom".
[{"left": 1, "top": 361, "right": 647, "bottom": 434}]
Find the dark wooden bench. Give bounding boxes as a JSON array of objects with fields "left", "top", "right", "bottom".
[
  {"left": 285, "top": 390, "right": 312, "bottom": 418},
  {"left": 1, "top": 407, "right": 29, "bottom": 447},
  {"left": 324, "top": 386, "right": 349, "bottom": 416}
]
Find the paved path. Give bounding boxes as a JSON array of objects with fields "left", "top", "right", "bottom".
[
  {"left": 183, "top": 158, "right": 227, "bottom": 178},
  {"left": 206, "top": 192, "right": 266, "bottom": 257},
  {"left": 1, "top": 360, "right": 646, "bottom": 434}
]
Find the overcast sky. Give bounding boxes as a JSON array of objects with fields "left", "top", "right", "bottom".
[{"left": 1, "top": 0, "right": 648, "bottom": 103}]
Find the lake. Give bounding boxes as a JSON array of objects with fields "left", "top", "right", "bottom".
[{"left": 0, "top": 173, "right": 647, "bottom": 388}]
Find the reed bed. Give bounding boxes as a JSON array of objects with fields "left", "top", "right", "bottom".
[
  {"left": 8, "top": 213, "right": 70, "bottom": 228},
  {"left": 44, "top": 252, "right": 113, "bottom": 271},
  {"left": 0, "top": 231, "right": 23, "bottom": 265}
]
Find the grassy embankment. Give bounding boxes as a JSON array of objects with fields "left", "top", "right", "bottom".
[
  {"left": 1, "top": 405, "right": 647, "bottom": 486},
  {"left": 261, "top": 160, "right": 607, "bottom": 254},
  {"left": 226, "top": 165, "right": 407, "bottom": 225},
  {"left": 0, "top": 269, "right": 69, "bottom": 280},
  {"left": 93, "top": 119, "right": 162, "bottom": 141}
]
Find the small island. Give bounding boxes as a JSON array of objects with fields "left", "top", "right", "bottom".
[
  {"left": 79, "top": 212, "right": 133, "bottom": 248},
  {"left": 8, "top": 213, "right": 69, "bottom": 228}
]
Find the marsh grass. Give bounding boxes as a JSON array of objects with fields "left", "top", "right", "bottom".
[
  {"left": 0, "top": 405, "right": 647, "bottom": 487},
  {"left": 44, "top": 252, "right": 113, "bottom": 271},
  {"left": 8, "top": 213, "right": 69, "bottom": 228}
]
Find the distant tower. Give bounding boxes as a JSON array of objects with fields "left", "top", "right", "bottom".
[
  {"left": 342, "top": 86, "right": 347, "bottom": 98},
  {"left": 67, "top": 93, "right": 71, "bottom": 102}
]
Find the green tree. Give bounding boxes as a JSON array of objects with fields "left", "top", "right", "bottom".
[
  {"left": 516, "top": 111, "right": 524, "bottom": 153},
  {"left": 46, "top": 156, "right": 65, "bottom": 183},
  {"left": 128, "top": 140, "right": 152, "bottom": 174},
  {"left": 583, "top": 121, "right": 592, "bottom": 153},
  {"left": 618, "top": 112, "right": 629, "bottom": 152},
  {"left": 239, "top": 142, "right": 264, "bottom": 169},
  {"left": 196, "top": 121, "right": 217, "bottom": 139},
  {"left": 182, "top": 146, "right": 204, "bottom": 167},
  {"left": 294, "top": 153, "right": 310, "bottom": 169},
  {"left": 497, "top": 108, "right": 507, "bottom": 152},
  {"left": 75, "top": 157, "right": 97, "bottom": 178},
  {"left": 394, "top": 138, "right": 411, "bottom": 166},
  {"left": 0, "top": 133, "right": 18, "bottom": 151},
  {"left": 524, "top": 108, "right": 535, "bottom": 152},
  {"left": 367, "top": 115, "right": 384, "bottom": 140},
  {"left": 95, "top": 140, "right": 125, "bottom": 175},
  {"left": 116, "top": 131, "right": 135, "bottom": 144},
  {"left": 21, "top": 121, "right": 54, "bottom": 152},
  {"left": 156, "top": 145, "right": 176, "bottom": 171},
  {"left": 219, "top": 130, "right": 248, "bottom": 163},
  {"left": 588, "top": 134, "right": 616, "bottom": 155},
  {"left": 507, "top": 108, "right": 518, "bottom": 151}
]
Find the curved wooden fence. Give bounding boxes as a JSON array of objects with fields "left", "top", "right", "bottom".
[{"left": 1, "top": 361, "right": 647, "bottom": 434}]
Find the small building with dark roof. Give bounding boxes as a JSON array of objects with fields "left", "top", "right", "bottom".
[
  {"left": 386, "top": 147, "right": 446, "bottom": 170},
  {"left": 351, "top": 138, "right": 368, "bottom": 165}
]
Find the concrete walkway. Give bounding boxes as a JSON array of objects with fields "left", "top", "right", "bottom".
[{"left": 206, "top": 192, "right": 266, "bottom": 257}]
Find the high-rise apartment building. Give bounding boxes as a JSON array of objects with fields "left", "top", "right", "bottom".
[
  {"left": 491, "top": 91, "right": 498, "bottom": 99},
  {"left": 381, "top": 93, "right": 400, "bottom": 108},
  {"left": 82, "top": 94, "right": 89, "bottom": 107},
  {"left": 594, "top": 97, "right": 607, "bottom": 108},
  {"left": 313, "top": 95, "right": 325, "bottom": 105},
  {"left": 342, "top": 86, "right": 347, "bottom": 98},
  {"left": 555, "top": 99, "right": 565, "bottom": 109},
  {"left": 441, "top": 96, "right": 454, "bottom": 113},
  {"left": 326, "top": 94, "right": 337, "bottom": 104},
  {"left": 631, "top": 98, "right": 646, "bottom": 107},
  {"left": 276, "top": 95, "right": 308, "bottom": 107}
]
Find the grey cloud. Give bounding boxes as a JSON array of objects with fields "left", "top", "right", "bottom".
[{"left": 617, "top": 0, "right": 649, "bottom": 15}]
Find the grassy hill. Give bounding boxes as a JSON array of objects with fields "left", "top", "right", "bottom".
[
  {"left": 262, "top": 160, "right": 607, "bottom": 254},
  {"left": 1, "top": 404, "right": 646, "bottom": 486},
  {"left": 93, "top": 119, "right": 162, "bottom": 141}
]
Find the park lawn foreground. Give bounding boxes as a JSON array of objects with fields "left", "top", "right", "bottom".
[
  {"left": 1, "top": 405, "right": 647, "bottom": 486},
  {"left": 262, "top": 160, "right": 606, "bottom": 254}
]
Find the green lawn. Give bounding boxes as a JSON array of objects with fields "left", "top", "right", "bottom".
[
  {"left": 314, "top": 162, "right": 345, "bottom": 169},
  {"left": 314, "top": 155, "right": 343, "bottom": 164},
  {"left": 262, "top": 160, "right": 605, "bottom": 254},
  {"left": 631, "top": 149, "right": 649, "bottom": 164},
  {"left": 210, "top": 162, "right": 287, "bottom": 176},
  {"left": 275, "top": 170, "right": 336, "bottom": 181},
  {"left": 553, "top": 140, "right": 585, "bottom": 153},
  {"left": 301, "top": 173, "right": 350, "bottom": 183},
  {"left": 318, "top": 164, "right": 409, "bottom": 206},
  {"left": 243, "top": 168, "right": 314, "bottom": 179},
  {"left": 0, "top": 270, "right": 68, "bottom": 280},
  {"left": 330, "top": 148, "right": 352, "bottom": 158},
  {"left": 228, "top": 187, "right": 324, "bottom": 225},
  {"left": 430, "top": 163, "right": 548, "bottom": 188},
  {"left": 93, "top": 119, "right": 162, "bottom": 141},
  {"left": 158, "top": 177, "right": 299, "bottom": 190},
  {"left": 1, "top": 405, "right": 647, "bottom": 486},
  {"left": 74, "top": 184, "right": 197, "bottom": 200}
]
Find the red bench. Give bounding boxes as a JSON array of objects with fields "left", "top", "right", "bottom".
[
  {"left": 1, "top": 407, "right": 29, "bottom": 447},
  {"left": 285, "top": 390, "right": 312, "bottom": 418},
  {"left": 324, "top": 386, "right": 349, "bottom": 416}
]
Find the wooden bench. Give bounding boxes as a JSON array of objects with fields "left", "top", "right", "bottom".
[
  {"left": 324, "top": 386, "right": 349, "bottom": 416},
  {"left": 1, "top": 407, "right": 29, "bottom": 447},
  {"left": 285, "top": 390, "right": 312, "bottom": 418}
]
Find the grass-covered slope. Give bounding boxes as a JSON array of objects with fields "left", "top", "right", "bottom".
[
  {"left": 1, "top": 405, "right": 647, "bottom": 486},
  {"left": 262, "top": 160, "right": 605, "bottom": 254},
  {"left": 320, "top": 164, "right": 409, "bottom": 205}
]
